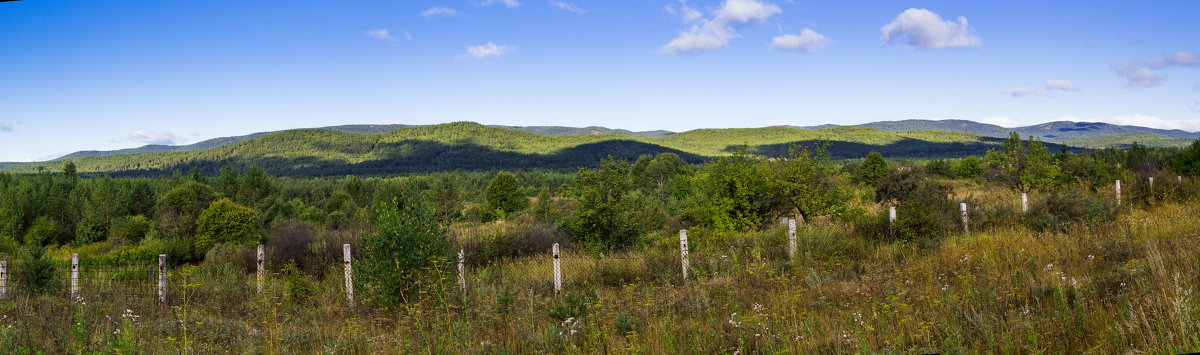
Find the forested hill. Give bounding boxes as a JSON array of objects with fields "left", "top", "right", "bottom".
[
  {"left": 3, "top": 122, "right": 1086, "bottom": 177},
  {"left": 850, "top": 119, "right": 1200, "bottom": 141}
]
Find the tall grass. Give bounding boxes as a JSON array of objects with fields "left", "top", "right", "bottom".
[{"left": 2, "top": 193, "right": 1198, "bottom": 353}]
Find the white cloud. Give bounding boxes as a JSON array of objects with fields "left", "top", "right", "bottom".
[
  {"left": 1113, "top": 51, "right": 1198, "bottom": 87},
  {"left": 664, "top": 2, "right": 703, "bottom": 22},
  {"left": 1144, "top": 50, "right": 1200, "bottom": 69},
  {"left": 364, "top": 29, "right": 396, "bottom": 43},
  {"left": 403, "top": 31, "right": 412, "bottom": 42},
  {"left": 0, "top": 122, "right": 14, "bottom": 133},
  {"left": 770, "top": 28, "right": 831, "bottom": 52},
  {"left": 1010, "top": 86, "right": 1038, "bottom": 97},
  {"left": 659, "top": 0, "right": 782, "bottom": 55},
  {"left": 1113, "top": 63, "right": 1166, "bottom": 87},
  {"left": 881, "top": 8, "right": 982, "bottom": 49},
  {"left": 1044, "top": 79, "right": 1079, "bottom": 91},
  {"left": 550, "top": 1, "right": 584, "bottom": 14},
  {"left": 463, "top": 42, "right": 515, "bottom": 60},
  {"left": 128, "top": 131, "right": 181, "bottom": 145},
  {"left": 422, "top": 7, "right": 460, "bottom": 18},
  {"left": 474, "top": 0, "right": 520, "bottom": 8}
]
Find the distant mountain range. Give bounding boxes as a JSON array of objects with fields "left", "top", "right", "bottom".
[
  {"left": 0, "top": 119, "right": 1193, "bottom": 177},
  {"left": 846, "top": 119, "right": 1200, "bottom": 141},
  {"left": 51, "top": 124, "right": 673, "bottom": 161}
]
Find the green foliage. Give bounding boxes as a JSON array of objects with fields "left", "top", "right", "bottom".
[
  {"left": 1170, "top": 140, "right": 1200, "bottom": 176},
  {"left": 358, "top": 193, "right": 454, "bottom": 306},
  {"left": 1025, "top": 191, "right": 1117, "bottom": 233},
  {"left": 869, "top": 169, "right": 957, "bottom": 244},
  {"left": 684, "top": 151, "right": 775, "bottom": 233},
  {"left": 158, "top": 181, "right": 219, "bottom": 239},
  {"left": 956, "top": 156, "right": 984, "bottom": 179},
  {"left": 772, "top": 145, "right": 855, "bottom": 222},
  {"left": 282, "top": 264, "right": 314, "bottom": 304},
  {"left": 547, "top": 287, "right": 598, "bottom": 321},
  {"left": 984, "top": 132, "right": 1061, "bottom": 193},
  {"left": 855, "top": 152, "right": 890, "bottom": 186},
  {"left": 15, "top": 245, "right": 58, "bottom": 294},
  {"left": 24, "top": 216, "right": 59, "bottom": 246},
  {"left": 562, "top": 157, "right": 652, "bottom": 251},
  {"left": 485, "top": 171, "right": 527, "bottom": 220},
  {"left": 109, "top": 215, "right": 151, "bottom": 244},
  {"left": 194, "top": 199, "right": 261, "bottom": 255}
]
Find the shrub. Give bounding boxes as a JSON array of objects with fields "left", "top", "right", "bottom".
[
  {"left": 547, "top": 287, "right": 597, "bottom": 321},
  {"left": 194, "top": 199, "right": 261, "bottom": 256},
  {"left": 15, "top": 246, "right": 58, "bottom": 294},
  {"left": 1025, "top": 192, "right": 1116, "bottom": 233},
  {"left": 462, "top": 224, "right": 568, "bottom": 268},
  {"left": 358, "top": 193, "right": 454, "bottom": 307},
  {"left": 855, "top": 152, "right": 889, "bottom": 187},
  {"left": 486, "top": 172, "right": 528, "bottom": 221},
  {"left": 110, "top": 215, "right": 151, "bottom": 244},
  {"left": 266, "top": 221, "right": 313, "bottom": 273}
]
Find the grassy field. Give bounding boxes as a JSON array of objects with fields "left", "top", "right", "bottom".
[{"left": 2, "top": 179, "right": 1198, "bottom": 353}]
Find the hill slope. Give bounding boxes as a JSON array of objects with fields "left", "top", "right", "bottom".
[
  {"left": 1064, "top": 133, "right": 1197, "bottom": 149},
  {"left": 851, "top": 119, "right": 1200, "bottom": 142},
  {"left": 5, "top": 122, "right": 1080, "bottom": 177}
]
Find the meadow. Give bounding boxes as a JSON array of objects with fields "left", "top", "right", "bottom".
[{"left": 0, "top": 137, "right": 1198, "bottom": 353}]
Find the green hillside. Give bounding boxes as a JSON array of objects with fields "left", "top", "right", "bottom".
[
  {"left": 6, "top": 122, "right": 1071, "bottom": 177},
  {"left": 1064, "top": 133, "right": 1197, "bottom": 149}
]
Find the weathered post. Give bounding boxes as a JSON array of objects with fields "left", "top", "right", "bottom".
[
  {"left": 1021, "top": 192, "right": 1028, "bottom": 212},
  {"left": 343, "top": 244, "right": 354, "bottom": 306},
  {"left": 70, "top": 253, "right": 79, "bottom": 299},
  {"left": 158, "top": 254, "right": 167, "bottom": 306},
  {"left": 457, "top": 249, "right": 466, "bottom": 294},
  {"left": 1179, "top": 176, "right": 1183, "bottom": 184},
  {"left": 1, "top": 261, "right": 6, "bottom": 299},
  {"left": 960, "top": 203, "right": 969, "bottom": 234},
  {"left": 552, "top": 243, "right": 562, "bottom": 297},
  {"left": 888, "top": 206, "right": 897, "bottom": 223},
  {"left": 788, "top": 218, "right": 797, "bottom": 263},
  {"left": 1115, "top": 180, "right": 1122, "bottom": 205},
  {"left": 1149, "top": 177, "right": 1155, "bottom": 198},
  {"left": 256, "top": 245, "right": 265, "bottom": 294},
  {"left": 679, "top": 230, "right": 690, "bottom": 280}
]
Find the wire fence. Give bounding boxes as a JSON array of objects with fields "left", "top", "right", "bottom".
[{"left": 0, "top": 177, "right": 1190, "bottom": 307}]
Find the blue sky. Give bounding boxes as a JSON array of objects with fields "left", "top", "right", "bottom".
[{"left": 2, "top": 0, "right": 1198, "bottom": 161}]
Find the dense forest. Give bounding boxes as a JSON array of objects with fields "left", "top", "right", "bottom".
[{"left": 2, "top": 122, "right": 1113, "bottom": 178}]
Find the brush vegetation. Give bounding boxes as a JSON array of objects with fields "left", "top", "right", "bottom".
[{"left": 0, "top": 136, "right": 1199, "bottom": 352}]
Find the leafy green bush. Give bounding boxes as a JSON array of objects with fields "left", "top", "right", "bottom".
[
  {"left": 110, "top": 215, "right": 151, "bottom": 244},
  {"left": 547, "top": 287, "right": 597, "bottom": 321},
  {"left": 358, "top": 193, "right": 454, "bottom": 307},
  {"left": 16, "top": 246, "right": 58, "bottom": 294},
  {"left": 194, "top": 199, "right": 261, "bottom": 255},
  {"left": 485, "top": 172, "right": 528, "bottom": 221},
  {"left": 1025, "top": 192, "right": 1117, "bottom": 233}
]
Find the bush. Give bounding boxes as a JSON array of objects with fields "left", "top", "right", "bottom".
[
  {"left": 266, "top": 221, "right": 314, "bottom": 273},
  {"left": 461, "top": 224, "right": 568, "bottom": 268},
  {"left": 486, "top": 172, "right": 528, "bottom": 221},
  {"left": 194, "top": 199, "right": 261, "bottom": 256},
  {"left": 110, "top": 215, "right": 151, "bottom": 244},
  {"left": 1025, "top": 192, "right": 1116, "bottom": 233},
  {"left": 15, "top": 246, "right": 58, "bottom": 294},
  {"left": 358, "top": 192, "right": 454, "bottom": 307}
]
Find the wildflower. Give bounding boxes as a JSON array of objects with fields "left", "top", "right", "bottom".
[
  {"left": 1087, "top": 255, "right": 1095, "bottom": 260},
  {"left": 1045, "top": 264, "right": 1053, "bottom": 271}
]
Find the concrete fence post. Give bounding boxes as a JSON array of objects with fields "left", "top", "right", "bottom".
[
  {"left": 679, "top": 230, "right": 690, "bottom": 280},
  {"left": 552, "top": 243, "right": 562, "bottom": 297},
  {"left": 889, "top": 206, "right": 897, "bottom": 223},
  {"left": 70, "top": 254, "right": 79, "bottom": 299},
  {"left": 457, "top": 249, "right": 466, "bottom": 294},
  {"left": 343, "top": 244, "right": 354, "bottom": 306},
  {"left": 256, "top": 245, "right": 265, "bottom": 294},
  {"left": 960, "top": 203, "right": 970, "bottom": 234},
  {"left": 1, "top": 261, "right": 6, "bottom": 299},
  {"left": 788, "top": 219, "right": 797, "bottom": 263},
  {"left": 1021, "top": 192, "right": 1028, "bottom": 212},
  {"left": 158, "top": 254, "right": 167, "bottom": 306}
]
